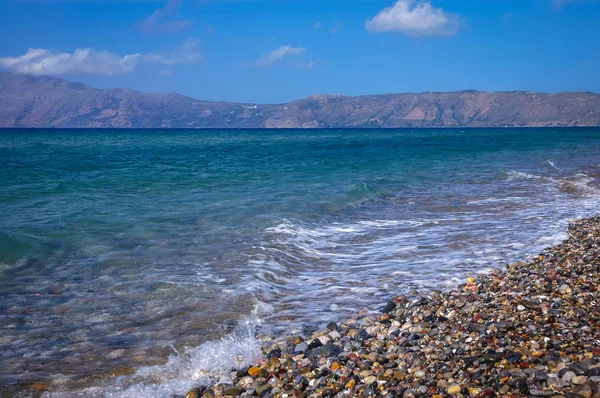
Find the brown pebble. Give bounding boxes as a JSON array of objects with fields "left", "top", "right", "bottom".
[
  {"left": 248, "top": 366, "right": 261, "bottom": 377},
  {"left": 345, "top": 378, "right": 356, "bottom": 389},
  {"left": 572, "top": 375, "right": 588, "bottom": 385},
  {"left": 186, "top": 391, "right": 198, "bottom": 398},
  {"left": 447, "top": 384, "right": 461, "bottom": 395}
]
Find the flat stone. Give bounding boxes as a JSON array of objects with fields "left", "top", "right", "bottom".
[
  {"left": 223, "top": 385, "right": 245, "bottom": 396},
  {"left": 306, "top": 343, "right": 341, "bottom": 360}
]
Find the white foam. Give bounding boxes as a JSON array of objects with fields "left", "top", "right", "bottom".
[
  {"left": 506, "top": 170, "right": 544, "bottom": 180},
  {"left": 43, "top": 316, "right": 263, "bottom": 398}
]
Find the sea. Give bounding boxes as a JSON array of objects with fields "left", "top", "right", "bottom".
[{"left": 1, "top": 127, "right": 600, "bottom": 397}]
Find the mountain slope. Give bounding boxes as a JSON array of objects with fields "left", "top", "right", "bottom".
[{"left": 1, "top": 72, "right": 599, "bottom": 128}]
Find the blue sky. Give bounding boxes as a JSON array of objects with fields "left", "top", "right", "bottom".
[{"left": 0, "top": 0, "right": 599, "bottom": 103}]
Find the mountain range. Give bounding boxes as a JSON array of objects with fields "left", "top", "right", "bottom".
[{"left": 1, "top": 72, "right": 599, "bottom": 128}]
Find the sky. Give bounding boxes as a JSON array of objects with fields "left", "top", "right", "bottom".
[{"left": 0, "top": 0, "right": 599, "bottom": 104}]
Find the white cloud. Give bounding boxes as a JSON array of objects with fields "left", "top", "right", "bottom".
[
  {"left": 366, "top": 0, "right": 462, "bottom": 37},
  {"left": 0, "top": 48, "right": 140, "bottom": 76},
  {"left": 0, "top": 39, "right": 201, "bottom": 76},
  {"left": 314, "top": 21, "right": 321, "bottom": 29},
  {"left": 136, "top": 0, "right": 192, "bottom": 33},
  {"left": 255, "top": 45, "right": 306, "bottom": 67}
]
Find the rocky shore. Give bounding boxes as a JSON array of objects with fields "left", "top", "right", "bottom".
[{"left": 182, "top": 216, "right": 600, "bottom": 398}]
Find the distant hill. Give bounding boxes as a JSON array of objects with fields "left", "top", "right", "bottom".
[{"left": 1, "top": 72, "right": 599, "bottom": 128}]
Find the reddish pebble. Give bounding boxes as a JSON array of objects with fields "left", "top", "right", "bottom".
[{"left": 477, "top": 388, "right": 496, "bottom": 398}]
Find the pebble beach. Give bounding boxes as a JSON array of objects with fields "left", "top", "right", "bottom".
[{"left": 181, "top": 215, "right": 600, "bottom": 398}]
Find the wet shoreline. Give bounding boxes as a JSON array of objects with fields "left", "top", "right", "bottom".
[{"left": 181, "top": 215, "right": 600, "bottom": 398}]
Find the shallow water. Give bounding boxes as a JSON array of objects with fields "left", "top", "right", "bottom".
[{"left": 1, "top": 128, "right": 600, "bottom": 396}]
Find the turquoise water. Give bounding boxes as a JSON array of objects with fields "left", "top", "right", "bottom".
[{"left": 1, "top": 128, "right": 600, "bottom": 396}]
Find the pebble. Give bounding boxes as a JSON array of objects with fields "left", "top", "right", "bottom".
[
  {"left": 106, "top": 349, "right": 125, "bottom": 359},
  {"left": 247, "top": 366, "right": 261, "bottom": 377},
  {"left": 223, "top": 385, "right": 244, "bottom": 396},
  {"left": 185, "top": 390, "right": 198, "bottom": 398},
  {"left": 344, "top": 378, "right": 356, "bottom": 389},
  {"left": 447, "top": 384, "right": 462, "bottom": 394},
  {"left": 571, "top": 363, "right": 590, "bottom": 376},
  {"left": 535, "top": 371, "right": 549, "bottom": 382},
  {"left": 256, "top": 383, "right": 272, "bottom": 397},
  {"left": 572, "top": 376, "right": 588, "bottom": 385},
  {"left": 413, "top": 370, "right": 425, "bottom": 379},
  {"left": 563, "top": 371, "right": 577, "bottom": 382}
]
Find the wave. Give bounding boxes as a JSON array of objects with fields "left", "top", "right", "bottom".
[
  {"left": 43, "top": 314, "right": 263, "bottom": 398},
  {"left": 504, "top": 170, "right": 547, "bottom": 181},
  {"left": 505, "top": 169, "right": 600, "bottom": 196}
]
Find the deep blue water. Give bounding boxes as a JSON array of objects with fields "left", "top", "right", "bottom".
[{"left": 1, "top": 128, "right": 600, "bottom": 396}]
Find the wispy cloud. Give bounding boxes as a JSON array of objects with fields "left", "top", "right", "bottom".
[
  {"left": 0, "top": 39, "right": 201, "bottom": 76},
  {"left": 295, "top": 60, "right": 315, "bottom": 70},
  {"left": 551, "top": 0, "right": 596, "bottom": 9},
  {"left": 314, "top": 21, "right": 342, "bottom": 34},
  {"left": 142, "top": 38, "right": 201, "bottom": 64},
  {"left": 366, "top": 0, "right": 462, "bottom": 37},
  {"left": 136, "top": 0, "right": 192, "bottom": 33},
  {"left": 158, "top": 69, "right": 173, "bottom": 76},
  {"left": 255, "top": 45, "right": 306, "bottom": 68},
  {"left": 329, "top": 21, "right": 342, "bottom": 35}
]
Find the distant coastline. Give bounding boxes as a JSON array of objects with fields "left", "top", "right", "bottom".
[
  {"left": 1, "top": 126, "right": 599, "bottom": 130},
  {"left": 1, "top": 72, "right": 599, "bottom": 129}
]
